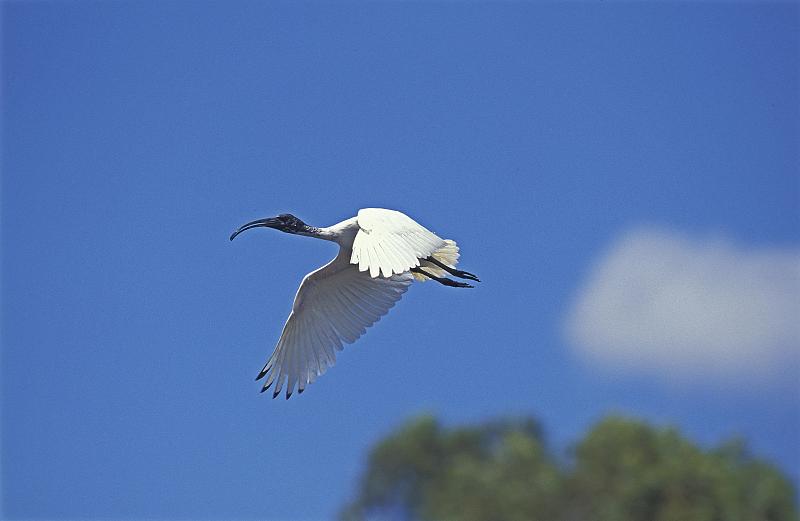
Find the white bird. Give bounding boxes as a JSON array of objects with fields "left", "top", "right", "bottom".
[{"left": 230, "top": 208, "right": 480, "bottom": 399}]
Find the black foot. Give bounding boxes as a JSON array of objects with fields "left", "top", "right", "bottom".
[
  {"left": 424, "top": 257, "right": 480, "bottom": 282},
  {"left": 439, "top": 278, "right": 474, "bottom": 288},
  {"left": 451, "top": 269, "right": 480, "bottom": 282},
  {"left": 412, "top": 267, "right": 474, "bottom": 288}
]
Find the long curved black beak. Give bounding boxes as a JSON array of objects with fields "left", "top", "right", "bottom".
[{"left": 230, "top": 217, "right": 281, "bottom": 241}]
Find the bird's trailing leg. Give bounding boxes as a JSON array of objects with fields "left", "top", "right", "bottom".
[
  {"left": 424, "top": 257, "right": 481, "bottom": 282},
  {"left": 411, "top": 267, "right": 474, "bottom": 288}
]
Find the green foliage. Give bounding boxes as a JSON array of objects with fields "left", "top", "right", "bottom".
[
  {"left": 341, "top": 415, "right": 798, "bottom": 521},
  {"left": 566, "top": 417, "right": 797, "bottom": 521}
]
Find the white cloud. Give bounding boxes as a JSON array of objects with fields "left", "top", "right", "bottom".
[{"left": 564, "top": 227, "right": 800, "bottom": 385}]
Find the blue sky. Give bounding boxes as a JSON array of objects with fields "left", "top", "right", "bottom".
[{"left": 2, "top": 2, "right": 798, "bottom": 519}]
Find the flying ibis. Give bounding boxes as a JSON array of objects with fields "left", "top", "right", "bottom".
[{"left": 230, "top": 208, "right": 479, "bottom": 399}]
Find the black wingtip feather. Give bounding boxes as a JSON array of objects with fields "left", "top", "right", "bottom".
[{"left": 255, "top": 365, "right": 270, "bottom": 381}]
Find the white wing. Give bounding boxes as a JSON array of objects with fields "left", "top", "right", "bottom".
[
  {"left": 258, "top": 253, "right": 413, "bottom": 399},
  {"left": 351, "top": 208, "right": 447, "bottom": 278}
]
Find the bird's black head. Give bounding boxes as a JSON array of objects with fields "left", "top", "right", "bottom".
[
  {"left": 230, "top": 213, "right": 308, "bottom": 241},
  {"left": 273, "top": 213, "right": 307, "bottom": 232}
]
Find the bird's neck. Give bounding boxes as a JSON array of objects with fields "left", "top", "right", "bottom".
[{"left": 296, "top": 225, "right": 338, "bottom": 242}]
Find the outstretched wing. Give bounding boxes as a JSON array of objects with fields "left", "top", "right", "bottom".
[
  {"left": 257, "top": 255, "right": 413, "bottom": 399},
  {"left": 351, "top": 208, "right": 447, "bottom": 278}
]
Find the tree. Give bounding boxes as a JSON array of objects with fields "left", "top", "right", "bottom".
[
  {"left": 340, "top": 415, "right": 798, "bottom": 521},
  {"left": 566, "top": 416, "right": 797, "bottom": 521}
]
